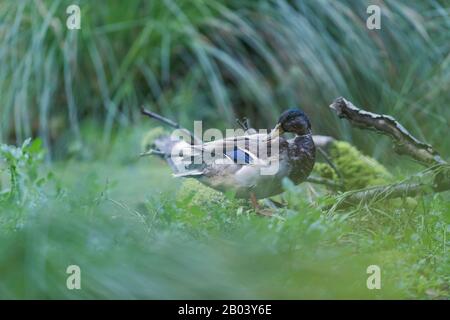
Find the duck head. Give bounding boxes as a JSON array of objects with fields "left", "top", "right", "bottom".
[{"left": 269, "top": 109, "right": 312, "bottom": 139}]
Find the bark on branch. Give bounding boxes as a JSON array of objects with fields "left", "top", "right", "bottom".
[
  {"left": 329, "top": 97, "right": 446, "bottom": 166},
  {"left": 141, "top": 107, "right": 202, "bottom": 144}
]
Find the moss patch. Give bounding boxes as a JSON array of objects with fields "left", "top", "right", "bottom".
[
  {"left": 176, "top": 178, "right": 234, "bottom": 208},
  {"left": 313, "top": 162, "right": 338, "bottom": 181},
  {"left": 314, "top": 141, "right": 392, "bottom": 191}
]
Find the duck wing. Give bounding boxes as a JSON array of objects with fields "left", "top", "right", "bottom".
[
  {"left": 173, "top": 134, "right": 281, "bottom": 181},
  {"left": 191, "top": 133, "right": 278, "bottom": 166}
]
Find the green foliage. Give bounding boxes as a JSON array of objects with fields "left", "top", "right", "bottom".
[
  {"left": 1, "top": 0, "right": 449, "bottom": 161},
  {"left": 0, "top": 138, "right": 47, "bottom": 203},
  {"left": 0, "top": 129, "right": 448, "bottom": 299},
  {"left": 175, "top": 178, "right": 247, "bottom": 234},
  {"left": 1, "top": 144, "right": 448, "bottom": 299}
]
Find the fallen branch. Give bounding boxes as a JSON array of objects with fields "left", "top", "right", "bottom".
[
  {"left": 331, "top": 167, "right": 450, "bottom": 210},
  {"left": 330, "top": 97, "right": 446, "bottom": 166},
  {"left": 328, "top": 97, "right": 450, "bottom": 210},
  {"left": 306, "top": 176, "right": 343, "bottom": 190},
  {"left": 141, "top": 107, "right": 202, "bottom": 144}
]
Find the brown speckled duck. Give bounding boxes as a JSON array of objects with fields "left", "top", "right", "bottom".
[{"left": 144, "top": 109, "right": 316, "bottom": 204}]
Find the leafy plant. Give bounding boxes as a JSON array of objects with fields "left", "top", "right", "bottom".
[{"left": 0, "top": 138, "right": 46, "bottom": 203}]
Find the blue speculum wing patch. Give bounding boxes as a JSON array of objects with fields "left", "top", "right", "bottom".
[{"left": 226, "top": 147, "right": 251, "bottom": 164}]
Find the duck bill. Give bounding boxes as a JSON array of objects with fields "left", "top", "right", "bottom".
[{"left": 268, "top": 123, "right": 283, "bottom": 140}]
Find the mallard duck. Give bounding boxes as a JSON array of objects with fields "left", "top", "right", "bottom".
[{"left": 142, "top": 108, "right": 316, "bottom": 204}]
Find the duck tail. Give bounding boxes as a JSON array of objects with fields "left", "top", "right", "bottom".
[
  {"left": 141, "top": 131, "right": 182, "bottom": 173},
  {"left": 140, "top": 107, "right": 205, "bottom": 176},
  {"left": 153, "top": 135, "right": 178, "bottom": 157},
  {"left": 142, "top": 131, "right": 201, "bottom": 176},
  {"left": 155, "top": 136, "right": 180, "bottom": 174}
]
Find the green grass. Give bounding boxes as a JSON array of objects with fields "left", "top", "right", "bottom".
[
  {"left": 0, "top": 129, "right": 448, "bottom": 299},
  {"left": 1, "top": 1, "right": 449, "bottom": 161}
]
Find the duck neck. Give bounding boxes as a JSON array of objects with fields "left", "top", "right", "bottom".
[
  {"left": 294, "top": 133, "right": 314, "bottom": 151},
  {"left": 287, "top": 133, "right": 316, "bottom": 182}
]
